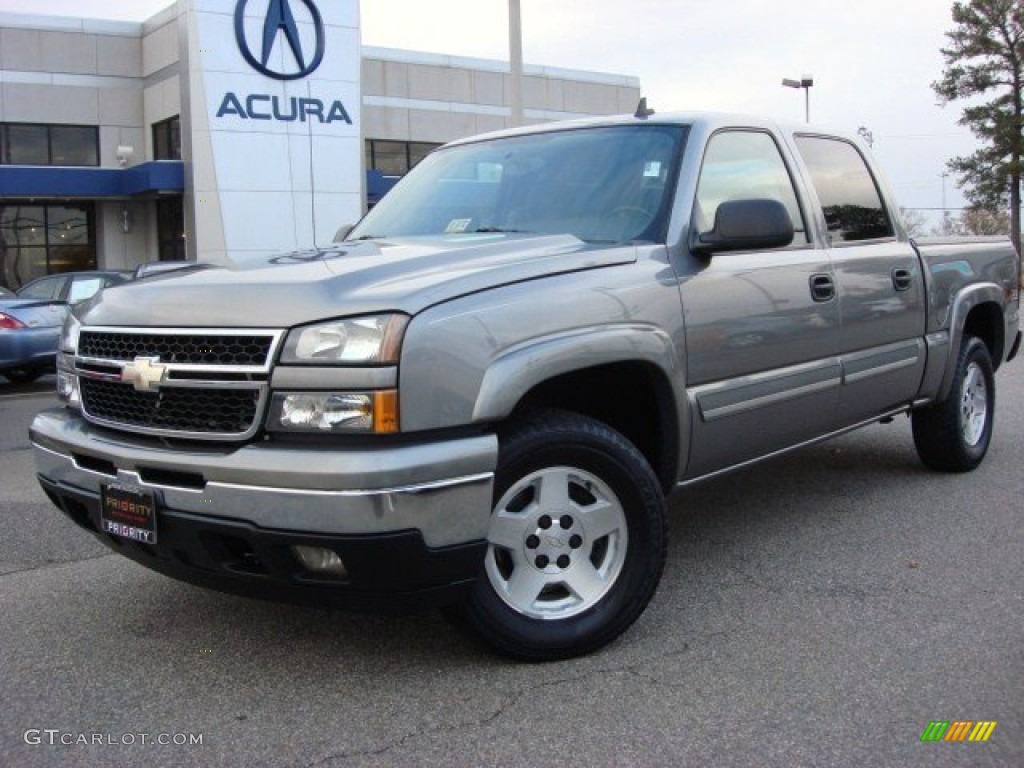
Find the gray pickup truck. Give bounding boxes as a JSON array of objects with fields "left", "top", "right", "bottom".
[{"left": 31, "top": 112, "right": 1021, "bottom": 660}]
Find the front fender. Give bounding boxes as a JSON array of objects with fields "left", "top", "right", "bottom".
[
  {"left": 472, "top": 324, "right": 683, "bottom": 422},
  {"left": 397, "top": 250, "right": 687, "bottom": 434}
]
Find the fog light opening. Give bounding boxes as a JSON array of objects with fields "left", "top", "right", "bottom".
[{"left": 291, "top": 545, "right": 349, "bottom": 580}]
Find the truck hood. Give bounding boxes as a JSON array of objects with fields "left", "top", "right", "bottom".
[{"left": 78, "top": 235, "right": 635, "bottom": 328}]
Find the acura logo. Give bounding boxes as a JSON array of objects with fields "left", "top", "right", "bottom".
[
  {"left": 235, "top": 0, "right": 325, "bottom": 81},
  {"left": 122, "top": 357, "right": 167, "bottom": 393}
]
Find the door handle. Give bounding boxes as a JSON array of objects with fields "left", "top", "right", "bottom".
[
  {"left": 809, "top": 273, "right": 835, "bottom": 302},
  {"left": 892, "top": 268, "right": 913, "bottom": 292}
]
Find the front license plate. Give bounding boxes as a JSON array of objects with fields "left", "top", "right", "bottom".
[{"left": 100, "top": 483, "right": 157, "bottom": 544}]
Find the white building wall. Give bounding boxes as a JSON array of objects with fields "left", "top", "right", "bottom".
[
  {"left": 361, "top": 46, "right": 640, "bottom": 143},
  {"left": 142, "top": 7, "right": 183, "bottom": 165},
  {"left": 95, "top": 201, "right": 151, "bottom": 270},
  {"left": 1, "top": 5, "right": 641, "bottom": 276},
  {"left": 0, "top": 17, "right": 150, "bottom": 170},
  {"left": 179, "top": 0, "right": 362, "bottom": 264}
]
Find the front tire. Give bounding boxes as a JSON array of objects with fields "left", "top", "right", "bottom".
[
  {"left": 912, "top": 335, "right": 995, "bottom": 472},
  {"left": 454, "top": 409, "right": 667, "bottom": 661}
]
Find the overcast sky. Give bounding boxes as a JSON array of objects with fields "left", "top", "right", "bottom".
[{"left": 0, "top": 0, "right": 979, "bottom": 226}]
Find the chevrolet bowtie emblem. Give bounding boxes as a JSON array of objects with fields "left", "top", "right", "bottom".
[{"left": 122, "top": 356, "right": 167, "bottom": 393}]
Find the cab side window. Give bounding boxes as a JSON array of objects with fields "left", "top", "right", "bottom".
[
  {"left": 694, "top": 130, "right": 809, "bottom": 245},
  {"left": 794, "top": 136, "right": 894, "bottom": 243}
]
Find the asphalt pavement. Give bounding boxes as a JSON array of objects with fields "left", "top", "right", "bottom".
[{"left": 0, "top": 370, "right": 1021, "bottom": 767}]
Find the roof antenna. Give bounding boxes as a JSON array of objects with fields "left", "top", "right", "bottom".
[{"left": 634, "top": 97, "right": 655, "bottom": 119}]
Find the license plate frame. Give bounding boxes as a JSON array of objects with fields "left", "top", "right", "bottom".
[{"left": 100, "top": 483, "right": 157, "bottom": 545}]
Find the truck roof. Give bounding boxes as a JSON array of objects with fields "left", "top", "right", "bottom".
[{"left": 444, "top": 110, "right": 862, "bottom": 149}]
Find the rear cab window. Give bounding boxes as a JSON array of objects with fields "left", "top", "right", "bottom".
[{"left": 794, "top": 136, "right": 894, "bottom": 244}]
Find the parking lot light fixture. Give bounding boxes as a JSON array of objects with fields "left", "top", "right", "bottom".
[{"left": 782, "top": 75, "right": 814, "bottom": 123}]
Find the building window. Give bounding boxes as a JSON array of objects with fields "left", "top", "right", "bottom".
[
  {"left": 0, "top": 124, "right": 99, "bottom": 166},
  {"left": 0, "top": 202, "right": 96, "bottom": 290},
  {"left": 50, "top": 126, "right": 100, "bottom": 166},
  {"left": 4, "top": 125, "right": 48, "bottom": 165},
  {"left": 156, "top": 197, "right": 185, "bottom": 261},
  {"left": 365, "top": 140, "right": 441, "bottom": 175},
  {"left": 153, "top": 117, "right": 182, "bottom": 161}
]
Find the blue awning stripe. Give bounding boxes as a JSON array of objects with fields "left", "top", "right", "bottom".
[{"left": 0, "top": 161, "right": 185, "bottom": 198}]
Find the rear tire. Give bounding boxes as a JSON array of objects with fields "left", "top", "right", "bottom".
[
  {"left": 912, "top": 335, "right": 995, "bottom": 472},
  {"left": 451, "top": 409, "right": 667, "bottom": 661}
]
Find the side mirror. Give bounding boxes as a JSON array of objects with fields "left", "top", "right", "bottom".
[
  {"left": 694, "top": 198, "right": 795, "bottom": 255},
  {"left": 333, "top": 224, "right": 355, "bottom": 243}
]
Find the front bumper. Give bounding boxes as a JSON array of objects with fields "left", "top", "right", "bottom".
[{"left": 31, "top": 408, "right": 497, "bottom": 609}]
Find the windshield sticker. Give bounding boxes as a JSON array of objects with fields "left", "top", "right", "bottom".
[
  {"left": 643, "top": 161, "right": 662, "bottom": 178},
  {"left": 445, "top": 218, "right": 472, "bottom": 234}
]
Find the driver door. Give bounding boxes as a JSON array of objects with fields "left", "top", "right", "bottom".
[{"left": 680, "top": 129, "right": 842, "bottom": 479}]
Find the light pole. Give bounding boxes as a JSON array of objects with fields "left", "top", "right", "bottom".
[
  {"left": 782, "top": 76, "right": 814, "bottom": 123},
  {"left": 940, "top": 172, "right": 950, "bottom": 235},
  {"left": 508, "top": 0, "right": 524, "bottom": 128}
]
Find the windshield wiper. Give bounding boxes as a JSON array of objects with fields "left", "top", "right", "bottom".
[{"left": 472, "top": 227, "right": 530, "bottom": 234}]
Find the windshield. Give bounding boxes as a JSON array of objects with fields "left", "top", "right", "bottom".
[{"left": 350, "top": 124, "right": 686, "bottom": 244}]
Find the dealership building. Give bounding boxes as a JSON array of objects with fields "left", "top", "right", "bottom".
[{"left": 0, "top": 0, "right": 640, "bottom": 290}]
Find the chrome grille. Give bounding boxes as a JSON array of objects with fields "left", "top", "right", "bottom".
[
  {"left": 81, "top": 379, "right": 260, "bottom": 435},
  {"left": 79, "top": 331, "right": 274, "bottom": 366},
  {"left": 75, "top": 327, "right": 283, "bottom": 441}
]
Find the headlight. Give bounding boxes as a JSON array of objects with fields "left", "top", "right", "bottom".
[
  {"left": 268, "top": 391, "right": 399, "bottom": 433},
  {"left": 57, "top": 315, "right": 81, "bottom": 408},
  {"left": 60, "top": 313, "right": 82, "bottom": 353},
  {"left": 281, "top": 314, "right": 407, "bottom": 365}
]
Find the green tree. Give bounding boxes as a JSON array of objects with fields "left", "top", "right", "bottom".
[{"left": 933, "top": 0, "right": 1024, "bottom": 255}]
